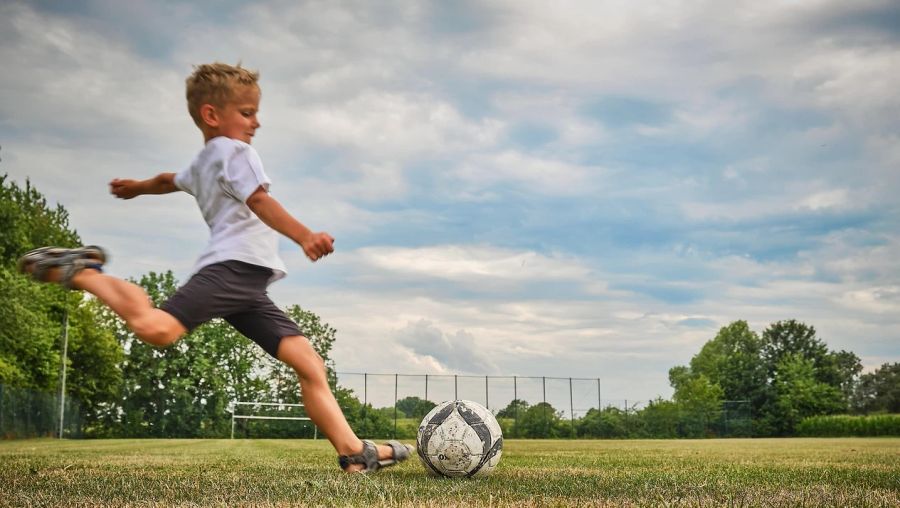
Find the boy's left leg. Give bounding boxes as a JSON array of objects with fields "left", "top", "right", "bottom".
[
  {"left": 72, "top": 270, "right": 187, "bottom": 346},
  {"left": 17, "top": 247, "right": 186, "bottom": 346},
  {"left": 276, "top": 335, "right": 404, "bottom": 472}
]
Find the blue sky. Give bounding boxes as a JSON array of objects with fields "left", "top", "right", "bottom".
[{"left": 1, "top": 0, "right": 898, "bottom": 408}]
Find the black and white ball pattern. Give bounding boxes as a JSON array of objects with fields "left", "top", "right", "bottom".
[{"left": 416, "top": 400, "right": 503, "bottom": 477}]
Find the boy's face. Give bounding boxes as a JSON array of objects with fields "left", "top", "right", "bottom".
[{"left": 210, "top": 85, "right": 261, "bottom": 144}]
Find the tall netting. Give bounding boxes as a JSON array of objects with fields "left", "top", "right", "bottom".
[
  {"left": 0, "top": 384, "right": 82, "bottom": 439},
  {"left": 719, "top": 399, "right": 753, "bottom": 437},
  {"left": 330, "top": 373, "right": 752, "bottom": 439},
  {"left": 1, "top": 376, "right": 752, "bottom": 440}
]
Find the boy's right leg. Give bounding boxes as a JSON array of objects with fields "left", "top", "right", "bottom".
[{"left": 276, "top": 335, "right": 410, "bottom": 472}]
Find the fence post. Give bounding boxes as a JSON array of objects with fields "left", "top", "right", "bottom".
[
  {"left": 361, "top": 373, "right": 368, "bottom": 439},
  {"left": 454, "top": 375, "right": 458, "bottom": 400},
  {"left": 513, "top": 376, "right": 518, "bottom": 438},
  {"left": 724, "top": 401, "right": 729, "bottom": 436},
  {"left": 58, "top": 310, "right": 69, "bottom": 439},
  {"left": 542, "top": 376, "right": 547, "bottom": 437},
  {"left": 569, "top": 377, "right": 575, "bottom": 438},
  {"left": 393, "top": 373, "right": 398, "bottom": 439}
]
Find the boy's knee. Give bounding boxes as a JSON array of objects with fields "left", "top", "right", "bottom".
[
  {"left": 278, "top": 336, "right": 325, "bottom": 374},
  {"left": 131, "top": 316, "right": 183, "bottom": 347}
]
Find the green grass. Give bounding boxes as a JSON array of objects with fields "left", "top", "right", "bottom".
[{"left": 1, "top": 438, "right": 898, "bottom": 507}]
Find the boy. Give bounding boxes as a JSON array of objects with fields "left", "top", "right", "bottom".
[{"left": 18, "top": 62, "right": 411, "bottom": 473}]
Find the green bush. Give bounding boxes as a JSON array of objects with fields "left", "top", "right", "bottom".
[{"left": 796, "top": 414, "right": 900, "bottom": 437}]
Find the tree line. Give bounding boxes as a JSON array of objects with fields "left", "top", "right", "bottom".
[
  {"left": 0, "top": 175, "right": 335, "bottom": 438},
  {"left": 1, "top": 175, "right": 897, "bottom": 438}
]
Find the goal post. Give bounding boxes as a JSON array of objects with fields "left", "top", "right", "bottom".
[{"left": 229, "top": 401, "right": 318, "bottom": 439}]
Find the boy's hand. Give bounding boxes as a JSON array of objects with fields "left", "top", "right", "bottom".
[
  {"left": 109, "top": 179, "right": 141, "bottom": 199},
  {"left": 301, "top": 232, "right": 335, "bottom": 262}
]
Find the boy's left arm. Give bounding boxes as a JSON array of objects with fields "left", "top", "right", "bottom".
[{"left": 245, "top": 187, "right": 335, "bottom": 262}]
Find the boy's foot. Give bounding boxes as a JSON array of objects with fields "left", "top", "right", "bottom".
[
  {"left": 17, "top": 245, "right": 107, "bottom": 289},
  {"left": 338, "top": 440, "right": 414, "bottom": 473}
]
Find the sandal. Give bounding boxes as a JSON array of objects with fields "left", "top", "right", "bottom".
[
  {"left": 17, "top": 245, "right": 107, "bottom": 289},
  {"left": 338, "top": 440, "right": 414, "bottom": 473}
]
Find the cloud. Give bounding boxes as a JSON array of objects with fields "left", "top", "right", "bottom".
[
  {"left": 452, "top": 150, "right": 602, "bottom": 197},
  {"left": 2, "top": 0, "right": 898, "bottom": 405},
  {"left": 288, "top": 91, "right": 503, "bottom": 164},
  {"left": 396, "top": 319, "right": 498, "bottom": 374},
  {"left": 338, "top": 245, "right": 598, "bottom": 300}
]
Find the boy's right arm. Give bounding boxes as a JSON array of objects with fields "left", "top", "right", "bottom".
[
  {"left": 245, "top": 186, "right": 335, "bottom": 262},
  {"left": 110, "top": 173, "right": 179, "bottom": 199}
]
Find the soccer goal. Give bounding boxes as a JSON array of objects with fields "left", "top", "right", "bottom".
[{"left": 229, "top": 401, "right": 318, "bottom": 439}]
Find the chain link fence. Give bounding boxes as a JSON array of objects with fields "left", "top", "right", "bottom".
[
  {"left": 335, "top": 372, "right": 751, "bottom": 439},
  {"left": 2, "top": 374, "right": 751, "bottom": 440},
  {"left": 338, "top": 373, "right": 604, "bottom": 417},
  {"left": 0, "top": 384, "right": 82, "bottom": 439}
]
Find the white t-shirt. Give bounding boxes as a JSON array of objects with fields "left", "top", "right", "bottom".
[{"left": 174, "top": 136, "right": 287, "bottom": 283}]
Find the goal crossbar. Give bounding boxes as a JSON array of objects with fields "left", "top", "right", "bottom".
[{"left": 230, "top": 401, "right": 317, "bottom": 439}]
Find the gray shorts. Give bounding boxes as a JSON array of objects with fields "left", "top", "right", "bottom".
[{"left": 161, "top": 260, "right": 303, "bottom": 358}]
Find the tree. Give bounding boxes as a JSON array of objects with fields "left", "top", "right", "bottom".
[
  {"left": 825, "top": 350, "right": 863, "bottom": 402},
  {"left": 671, "top": 371, "right": 724, "bottom": 437},
  {"left": 496, "top": 398, "right": 530, "bottom": 437},
  {"left": 576, "top": 407, "right": 627, "bottom": 438},
  {"left": 759, "top": 320, "right": 858, "bottom": 433},
  {"left": 689, "top": 321, "right": 767, "bottom": 411},
  {"left": 396, "top": 396, "right": 436, "bottom": 421},
  {"left": 640, "top": 398, "right": 681, "bottom": 438},
  {"left": 673, "top": 319, "right": 866, "bottom": 436},
  {"left": 771, "top": 354, "right": 845, "bottom": 435},
  {"left": 496, "top": 398, "right": 529, "bottom": 419},
  {"left": 518, "top": 402, "right": 565, "bottom": 438},
  {"left": 63, "top": 299, "right": 123, "bottom": 434},
  {"left": 852, "top": 362, "right": 900, "bottom": 414},
  {"left": 0, "top": 267, "right": 68, "bottom": 388},
  {"left": 0, "top": 175, "right": 122, "bottom": 435},
  {"left": 333, "top": 386, "right": 395, "bottom": 438},
  {"left": 762, "top": 320, "right": 825, "bottom": 369},
  {"left": 762, "top": 320, "right": 858, "bottom": 391},
  {"left": 0, "top": 175, "right": 80, "bottom": 266},
  {"left": 0, "top": 175, "right": 81, "bottom": 389}
]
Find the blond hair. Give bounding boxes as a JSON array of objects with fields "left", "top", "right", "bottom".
[{"left": 185, "top": 62, "right": 260, "bottom": 126}]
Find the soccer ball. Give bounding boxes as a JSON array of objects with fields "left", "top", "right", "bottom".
[{"left": 416, "top": 399, "right": 503, "bottom": 477}]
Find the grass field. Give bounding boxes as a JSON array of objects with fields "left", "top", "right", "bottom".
[{"left": 1, "top": 438, "right": 898, "bottom": 507}]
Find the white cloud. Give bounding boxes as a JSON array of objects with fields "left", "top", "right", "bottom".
[
  {"left": 352, "top": 245, "right": 592, "bottom": 284},
  {"left": 396, "top": 319, "right": 499, "bottom": 374},
  {"left": 0, "top": 4, "right": 191, "bottom": 154},
  {"left": 798, "top": 189, "right": 848, "bottom": 211},
  {"left": 2, "top": 0, "right": 898, "bottom": 405},
  {"left": 838, "top": 286, "right": 900, "bottom": 315},
  {"left": 291, "top": 91, "right": 503, "bottom": 161},
  {"left": 794, "top": 45, "right": 900, "bottom": 127}
]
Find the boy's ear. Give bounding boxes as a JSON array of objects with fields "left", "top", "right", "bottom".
[{"left": 199, "top": 104, "right": 219, "bottom": 127}]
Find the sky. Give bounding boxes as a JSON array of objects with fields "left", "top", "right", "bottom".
[{"left": 1, "top": 0, "right": 898, "bottom": 410}]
